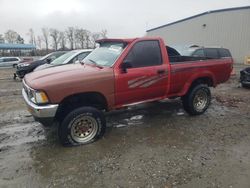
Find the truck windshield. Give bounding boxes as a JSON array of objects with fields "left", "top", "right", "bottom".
[{"left": 84, "top": 43, "right": 126, "bottom": 67}]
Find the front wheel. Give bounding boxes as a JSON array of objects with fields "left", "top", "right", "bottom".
[
  {"left": 58, "top": 107, "right": 106, "bottom": 146},
  {"left": 182, "top": 84, "right": 211, "bottom": 115}
]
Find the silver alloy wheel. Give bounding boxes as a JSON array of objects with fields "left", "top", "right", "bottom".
[
  {"left": 193, "top": 89, "right": 208, "bottom": 112},
  {"left": 70, "top": 115, "right": 98, "bottom": 143}
]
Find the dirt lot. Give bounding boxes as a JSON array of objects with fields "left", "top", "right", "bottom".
[{"left": 0, "top": 66, "right": 250, "bottom": 188}]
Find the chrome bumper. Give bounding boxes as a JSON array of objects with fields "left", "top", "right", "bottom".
[{"left": 22, "top": 89, "right": 58, "bottom": 118}]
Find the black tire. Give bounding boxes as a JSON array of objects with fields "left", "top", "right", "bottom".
[
  {"left": 241, "top": 83, "right": 250, "bottom": 89},
  {"left": 182, "top": 84, "right": 211, "bottom": 115},
  {"left": 40, "top": 122, "right": 53, "bottom": 127},
  {"left": 58, "top": 107, "right": 106, "bottom": 146}
]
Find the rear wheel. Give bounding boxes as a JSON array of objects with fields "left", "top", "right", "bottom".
[
  {"left": 58, "top": 107, "right": 106, "bottom": 146},
  {"left": 182, "top": 84, "right": 211, "bottom": 115}
]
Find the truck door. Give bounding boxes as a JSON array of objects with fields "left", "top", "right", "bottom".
[{"left": 114, "top": 40, "right": 169, "bottom": 106}]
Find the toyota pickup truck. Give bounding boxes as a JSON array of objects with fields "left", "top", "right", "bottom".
[{"left": 22, "top": 37, "right": 233, "bottom": 146}]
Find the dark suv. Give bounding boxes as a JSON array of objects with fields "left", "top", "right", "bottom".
[
  {"left": 189, "top": 47, "right": 232, "bottom": 59},
  {"left": 168, "top": 46, "right": 232, "bottom": 63},
  {"left": 15, "top": 51, "right": 66, "bottom": 79}
]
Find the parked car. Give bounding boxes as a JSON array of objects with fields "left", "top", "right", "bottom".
[
  {"left": 34, "top": 49, "right": 92, "bottom": 71},
  {"left": 22, "top": 37, "right": 233, "bottom": 146},
  {"left": 15, "top": 51, "right": 66, "bottom": 79},
  {"left": 174, "top": 45, "right": 232, "bottom": 59},
  {"left": 240, "top": 67, "right": 250, "bottom": 88},
  {"left": 0, "top": 57, "right": 21, "bottom": 68}
]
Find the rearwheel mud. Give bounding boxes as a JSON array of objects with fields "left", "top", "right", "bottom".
[{"left": 58, "top": 107, "right": 106, "bottom": 146}]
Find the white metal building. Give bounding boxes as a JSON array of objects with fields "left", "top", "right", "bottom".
[{"left": 146, "top": 6, "right": 250, "bottom": 64}]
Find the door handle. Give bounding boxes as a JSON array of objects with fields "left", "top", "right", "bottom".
[{"left": 157, "top": 69, "right": 165, "bottom": 74}]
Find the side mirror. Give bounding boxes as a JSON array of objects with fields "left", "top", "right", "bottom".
[
  {"left": 121, "top": 60, "right": 132, "bottom": 73},
  {"left": 46, "top": 58, "right": 52, "bottom": 64}
]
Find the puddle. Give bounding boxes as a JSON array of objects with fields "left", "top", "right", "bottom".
[
  {"left": 0, "top": 122, "right": 45, "bottom": 148},
  {"left": 176, "top": 111, "right": 185, "bottom": 116},
  {"left": 130, "top": 115, "right": 144, "bottom": 120}
]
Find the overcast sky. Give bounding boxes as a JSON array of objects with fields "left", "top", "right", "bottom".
[{"left": 0, "top": 0, "right": 249, "bottom": 43}]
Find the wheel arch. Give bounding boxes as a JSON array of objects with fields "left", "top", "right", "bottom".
[
  {"left": 55, "top": 92, "right": 108, "bottom": 122},
  {"left": 180, "top": 72, "right": 215, "bottom": 96}
]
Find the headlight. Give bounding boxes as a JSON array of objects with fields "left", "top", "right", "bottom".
[
  {"left": 18, "top": 63, "right": 29, "bottom": 68},
  {"left": 30, "top": 90, "right": 49, "bottom": 104},
  {"left": 23, "top": 80, "right": 49, "bottom": 104}
]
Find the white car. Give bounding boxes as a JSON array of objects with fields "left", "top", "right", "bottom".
[
  {"left": 34, "top": 49, "right": 92, "bottom": 71},
  {"left": 0, "top": 57, "right": 21, "bottom": 67}
]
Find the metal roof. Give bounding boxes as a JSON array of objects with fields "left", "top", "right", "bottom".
[
  {"left": 0, "top": 43, "right": 36, "bottom": 50},
  {"left": 147, "top": 6, "right": 250, "bottom": 32}
]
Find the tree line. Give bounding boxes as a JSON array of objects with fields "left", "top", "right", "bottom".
[{"left": 0, "top": 27, "right": 108, "bottom": 52}]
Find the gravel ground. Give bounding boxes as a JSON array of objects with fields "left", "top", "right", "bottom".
[{"left": 0, "top": 66, "right": 249, "bottom": 188}]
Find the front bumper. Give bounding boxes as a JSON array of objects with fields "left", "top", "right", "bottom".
[
  {"left": 16, "top": 68, "right": 29, "bottom": 78},
  {"left": 22, "top": 89, "right": 58, "bottom": 118}
]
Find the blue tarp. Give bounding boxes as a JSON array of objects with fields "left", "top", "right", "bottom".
[{"left": 0, "top": 43, "right": 36, "bottom": 50}]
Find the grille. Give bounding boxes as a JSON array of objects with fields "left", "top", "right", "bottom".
[{"left": 22, "top": 80, "right": 34, "bottom": 100}]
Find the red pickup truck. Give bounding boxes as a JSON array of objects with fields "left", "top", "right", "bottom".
[{"left": 22, "top": 37, "right": 233, "bottom": 146}]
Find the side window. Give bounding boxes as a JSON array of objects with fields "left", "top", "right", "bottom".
[
  {"left": 205, "top": 48, "right": 219, "bottom": 59},
  {"left": 70, "top": 57, "right": 77, "bottom": 64},
  {"left": 218, "top": 48, "right": 231, "bottom": 58},
  {"left": 192, "top": 49, "right": 205, "bottom": 57},
  {"left": 77, "top": 52, "right": 89, "bottom": 61},
  {"left": 6, "top": 58, "right": 18, "bottom": 62},
  {"left": 71, "top": 53, "right": 88, "bottom": 64},
  {"left": 55, "top": 53, "right": 64, "bottom": 58},
  {"left": 11, "top": 58, "right": 18, "bottom": 61},
  {"left": 124, "top": 40, "right": 162, "bottom": 68},
  {"left": 49, "top": 55, "right": 57, "bottom": 61},
  {"left": 3, "top": 58, "right": 10, "bottom": 62}
]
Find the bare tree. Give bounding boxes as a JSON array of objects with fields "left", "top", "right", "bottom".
[
  {"left": 92, "top": 32, "right": 100, "bottom": 41},
  {"left": 41, "top": 28, "right": 49, "bottom": 52},
  {"left": 0, "top": 34, "right": 4, "bottom": 43},
  {"left": 27, "top": 28, "right": 35, "bottom": 45},
  {"left": 4, "top": 30, "right": 20, "bottom": 43},
  {"left": 59, "top": 31, "right": 66, "bottom": 50},
  {"left": 50, "top": 28, "right": 60, "bottom": 50},
  {"left": 66, "top": 27, "right": 75, "bottom": 50},
  {"left": 92, "top": 32, "right": 101, "bottom": 48},
  {"left": 100, "top": 29, "right": 108, "bottom": 39},
  {"left": 85, "top": 30, "right": 92, "bottom": 49},
  {"left": 16, "top": 35, "right": 24, "bottom": 44},
  {"left": 75, "top": 28, "right": 87, "bottom": 49},
  {"left": 36, "top": 36, "right": 42, "bottom": 49}
]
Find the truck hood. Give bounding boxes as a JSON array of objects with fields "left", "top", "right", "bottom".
[{"left": 24, "top": 63, "right": 113, "bottom": 90}]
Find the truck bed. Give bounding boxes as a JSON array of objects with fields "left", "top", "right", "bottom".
[
  {"left": 167, "top": 46, "right": 213, "bottom": 63},
  {"left": 168, "top": 58, "right": 233, "bottom": 97}
]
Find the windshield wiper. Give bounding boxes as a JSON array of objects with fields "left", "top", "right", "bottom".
[
  {"left": 88, "top": 59, "right": 97, "bottom": 65},
  {"left": 87, "top": 59, "right": 103, "bottom": 69}
]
